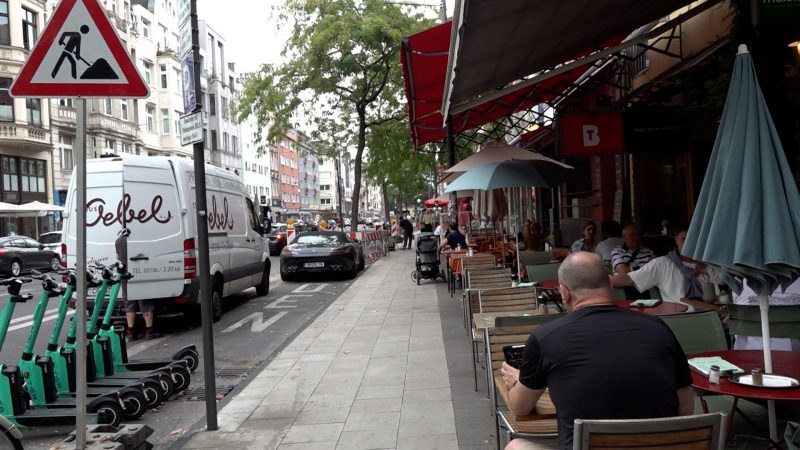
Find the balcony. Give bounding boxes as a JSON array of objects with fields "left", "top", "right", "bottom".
[
  {"left": 0, "top": 45, "right": 30, "bottom": 65},
  {"left": 0, "top": 123, "right": 51, "bottom": 148},
  {"left": 87, "top": 114, "right": 139, "bottom": 139}
]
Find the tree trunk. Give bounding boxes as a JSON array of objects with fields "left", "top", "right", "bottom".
[
  {"left": 350, "top": 114, "right": 366, "bottom": 232},
  {"left": 381, "top": 178, "right": 390, "bottom": 223}
]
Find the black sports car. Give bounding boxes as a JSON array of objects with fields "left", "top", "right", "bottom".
[
  {"left": 0, "top": 236, "right": 60, "bottom": 276},
  {"left": 280, "top": 231, "right": 365, "bottom": 281}
]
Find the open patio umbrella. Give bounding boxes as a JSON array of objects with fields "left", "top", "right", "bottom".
[
  {"left": 445, "top": 159, "right": 572, "bottom": 278},
  {"left": 683, "top": 45, "right": 800, "bottom": 441},
  {"left": 423, "top": 197, "right": 449, "bottom": 208},
  {"left": 441, "top": 140, "right": 573, "bottom": 184}
]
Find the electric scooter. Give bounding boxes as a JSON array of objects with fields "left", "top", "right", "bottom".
[
  {"left": 96, "top": 262, "right": 199, "bottom": 373},
  {"left": 20, "top": 270, "right": 147, "bottom": 419},
  {"left": 57, "top": 268, "right": 170, "bottom": 407},
  {"left": 0, "top": 276, "right": 123, "bottom": 435}
]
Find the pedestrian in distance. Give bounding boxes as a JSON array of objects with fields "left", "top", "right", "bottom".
[
  {"left": 500, "top": 252, "right": 693, "bottom": 450},
  {"left": 400, "top": 215, "right": 414, "bottom": 249},
  {"left": 125, "top": 299, "right": 160, "bottom": 341}
]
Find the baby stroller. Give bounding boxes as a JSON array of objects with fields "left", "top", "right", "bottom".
[{"left": 411, "top": 232, "right": 443, "bottom": 285}]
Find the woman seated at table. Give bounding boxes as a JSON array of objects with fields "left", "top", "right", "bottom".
[
  {"left": 439, "top": 222, "right": 467, "bottom": 251},
  {"left": 569, "top": 221, "right": 598, "bottom": 253}
]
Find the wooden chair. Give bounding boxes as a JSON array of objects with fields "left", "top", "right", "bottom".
[
  {"left": 458, "top": 254, "right": 497, "bottom": 294},
  {"left": 463, "top": 268, "right": 513, "bottom": 328},
  {"left": 485, "top": 322, "right": 559, "bottom": 449},
  {"left": 478, "top": 287, "right": 538, "bottom": 314},
  {"left": 572, "top": 412, "right": 727, "bottom": 450}
]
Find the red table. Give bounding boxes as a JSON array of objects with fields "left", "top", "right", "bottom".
[
  {"left": 612, "top": 300, "right": 689, "bottom": 315},
  {"left": 689, "top": 350, "right": 800, "bottom": 448}
]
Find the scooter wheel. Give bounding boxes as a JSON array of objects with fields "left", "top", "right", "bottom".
[
  {"left": 141, "top": 378, "right": 164, "bottom": 408},
  {"left": 154, "top": 371, "right": 175, "bottom": 399},
  {"left": 0, "top": 424, "right": 22, "bottom": 450},
  {"left": 92, "top": 398, "right": 124, "bottom": 426},
  {"left": 121, "top": 389, "right": 146, "bottom": 420},
  {"left": 171, "top": 365, "right": 191, "bottom": 393},
  {"left": 178, "top": 349, "right": 200, "bottom": 373}
]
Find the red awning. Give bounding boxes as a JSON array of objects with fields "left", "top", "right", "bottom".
[{"left": 401, "top": 22, "right": 622, "bottom": 149}]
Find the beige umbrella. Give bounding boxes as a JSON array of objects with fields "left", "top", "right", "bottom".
[{"left": 441, "top": 140, "right": 573, "bottom": 184}]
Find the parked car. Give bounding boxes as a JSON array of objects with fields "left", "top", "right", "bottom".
[
  {"left": 268, "top": 223, "right": 289, "bottom": 256},
  {"left": 0, "top": 236, "right": 60, "bottom": 276},
  {"left": 62, "top": 154, "right": 271, "bottom": 322},
  {"left": 38, "top": 230, "right": 62, "bottom": 252},
  {"left": 279, "top": 231, "right": 365, "bottom": 281}
]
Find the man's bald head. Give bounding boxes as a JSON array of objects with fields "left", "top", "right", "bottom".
[{"left": 558, "top": 252, "right": 611, "bottom": 300}]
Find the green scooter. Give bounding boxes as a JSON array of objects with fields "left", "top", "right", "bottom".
[
  {"left": 96, "top": 262, "right": 199, "bottom": 374},
  {"left": 58, "top": 268, "right": 171, "bottom": 407},
  {"left": 21, "top": 270, "right": 147, "bottom": 419},
  {"left": 0, "top": 276, "right": 122, "bottom": 441}
]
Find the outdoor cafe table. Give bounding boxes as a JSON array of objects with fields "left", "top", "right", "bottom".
[
  {"left": 689, "top": 350, "right": 800, "bottom": 448},
  {"left": 611, "top": 300, "right": 689, "bottom": 315},
  {"left": 472, "top": 309, "right": 543, "bottom": 333}
]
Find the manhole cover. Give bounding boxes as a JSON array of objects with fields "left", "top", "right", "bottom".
[
  {"left": 217, "top": 367, "right": 250, "bottom": 377},
  {"left": 186, "top": 385, "right": 236, "bottom": 401}
]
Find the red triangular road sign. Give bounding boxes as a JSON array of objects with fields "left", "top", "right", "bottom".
[{"left": 11, "top": 0, "right": 149, "bottom": 98}]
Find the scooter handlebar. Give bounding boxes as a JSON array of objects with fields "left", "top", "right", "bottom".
[{"left": 0, "top": 277, "right": 33, "bottom": 286}]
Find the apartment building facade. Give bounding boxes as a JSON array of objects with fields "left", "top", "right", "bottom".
[
  {"left": 276, "top": 132, "right": 299, "bottom": 220},
  {"left": 298, "top": 140, "right": 320, "bottom": 221}
]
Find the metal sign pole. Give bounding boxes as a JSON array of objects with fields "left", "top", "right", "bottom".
[
  {"left": 75, "top": 98, "right": 88, "bottom": 449},
  {"left": 190, "top": 0, "right": 218, "bottom": 431}
]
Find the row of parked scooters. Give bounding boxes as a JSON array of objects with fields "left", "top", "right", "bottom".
[{"left": 0, "top": 261, "right": 199, "bottom": 449}]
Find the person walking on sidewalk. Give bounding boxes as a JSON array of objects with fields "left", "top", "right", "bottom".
[
  {"left": 125, "top": 299, "right": 160, "bottom": 341},
  {"left": 499, "top": 252, "right": 693, "bottom": 450},
  {"left": 401, "top": 215, "right": 414, "bottom": 249}
]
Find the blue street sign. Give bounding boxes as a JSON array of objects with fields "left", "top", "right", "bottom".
[{"left": 181, "top": 54, "right": 196, "bottom": 113}]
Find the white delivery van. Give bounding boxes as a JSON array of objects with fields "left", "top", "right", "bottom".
[{"left": 63, "top": 154, "right": 270, "bottom": 321}]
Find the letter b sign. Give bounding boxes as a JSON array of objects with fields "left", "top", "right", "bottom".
[{"left": 582, "top": 125, "right": 600, "bottom": 147}]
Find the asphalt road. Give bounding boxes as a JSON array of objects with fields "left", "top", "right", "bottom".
[{"left": 1, "top": 255, "right": 361, "bottom": 449}]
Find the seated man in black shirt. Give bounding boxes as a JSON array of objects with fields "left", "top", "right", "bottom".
[
  {"left": 500, "top": 251, "right": 693, "bottom": 450},
  {"left": 439, "top": 222, "right": 467, "bottom": 251}
]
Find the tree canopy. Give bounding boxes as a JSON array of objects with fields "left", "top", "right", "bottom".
[{"left": 237, "top": 0, "right": 434, "bottom": 225}]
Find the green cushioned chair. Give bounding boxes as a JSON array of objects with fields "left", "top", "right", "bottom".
[
  {"left": 658, "top": 310, "right": 727, "bottom": 355},
  {"left": 526, "top": 263, "right": 560, "bottom": 283},
  {"left": 519, "top": 251, "right": 555, "bottom": 267},
  {"left": 726, "top": 304, "right": 800, "bottom": 339}
]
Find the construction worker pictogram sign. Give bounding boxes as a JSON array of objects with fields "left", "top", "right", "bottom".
[{"left": 11, "top": 0, "right": 148, "bottom": 98}]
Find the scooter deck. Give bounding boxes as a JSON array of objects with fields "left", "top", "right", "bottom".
[{"left": 11, "top": 410, "right": 96, "bottom": 428}]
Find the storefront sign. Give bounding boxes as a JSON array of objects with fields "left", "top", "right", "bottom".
[
  {"left": 623, "top": 110, "right": 687, "bottom": 154},
  {"left": 757, "top": 0, "right": 800, "bottom": 27},
  {"left": 559, "top": 112, "right": 624, "bottom": 156}
]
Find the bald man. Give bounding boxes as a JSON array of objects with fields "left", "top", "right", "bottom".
[{"left": 500, "top": 252, "right": 693, "bottom": 450}]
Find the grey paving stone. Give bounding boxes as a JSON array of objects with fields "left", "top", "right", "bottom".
[
  {"left": 278, "top": 442, "right": 338, "bottom": 450},
  {"left": 396, "top": 433, "right": 459, "bottom": 450},
  {"left": 295, "top": 405, "right": 353, "bottom": 425},
  {"left": 398, "top": 401, "right": 457, "bottom": 436},
  {"left": 343, "top": 410, "right": 401, "bottom": 432},
  {"left": 356, "top": 384, "right": 405, "bottom": 400},
  {"left": 351, "top": 397, "right": 403, "bottom": 414},
  {"left": 250, "top": 402, "right": 304, "bottom": 420},
  {"left": 402, "top": 387, "right": 452, "bottom": 403},
  {"left": 281, "top": 423, "right": 345, "bottom": 444},
  {"left": 336, "top": 430, "right": 398, "bottom": 450}
]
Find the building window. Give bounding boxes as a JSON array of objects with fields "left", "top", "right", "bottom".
[
  {"left": 146, "top": 105, "right": 155, "bottom": 132},
  {"left": 22, "top": 8, "right": 37, "bottom": 50},
  {"left": 105, "top": 138, "right": 116, "bottom": 152},
  {"left": 211, "top": 130, "right": 217, "bottom": 151},
  {"left": 0, "top": 78, "right": 12, "bottom": 122},
  {"left": 1, "top": 156, "right": 17, "bottom": 191},
  {"left": 208, "top": 94, "right": 216, "bottom": 115},
  {"left": 221, "top": 97, "right": 228, "bottom": 119},
  {"left": 103, "top": 98, "right": 112, "bottom": 115},
  {"left": 141, "top": 18, "right": 150, "bottom": 38},
  {"left": 26, "top": 99, "right": 41, "bottom": 126},
  {"left": 20, "top": 158, "right": 45, "bottom": 193},
  {"left": 161, "top": 108, "right": 169, "bottom": 134},
  {"left": 232, "top": 136, "right": 237, "bottom": 154},
  {"left": 160, "top": 64, "right": 167, "bottom": 88},
  {"left": 174, "top": 110, "right": 180, "bottom": 136},
  {"left": 120, "top": 100, "right": 128, "bottom": 120},
  {"left": 142, "top": 61, "right": 152, "bottom": 85},
  {"left": 222, "top": 132, "right": 228, "bottom": 151},
  {"left": 122, "top": 143, "right": 131, "bottom": 154},
  {"left": 58, "top": 98, "right": 74, "bottom": 108},
  {"left": 59, "top": 135, "right": 74, "bottom": 170},
  {"left": 0, "top": 1, "right": 9, "bottom": 45}
]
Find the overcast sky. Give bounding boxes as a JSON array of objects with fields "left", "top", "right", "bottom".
[{"left": 195, "top": 0, "right": 455, "bottom": 74}]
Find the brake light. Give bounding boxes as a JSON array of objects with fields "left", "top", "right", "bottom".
[
  {"left": 276, "top": 233, "right": 285, "bottom": 240},
  {"left": 60, "top": 243, "right": 67, "bottom": 268},
  {"left": 331, "top": 246, "right": 354, "bottom": 255},
  {"left": 184, "top": 238, "right": 197, "bottom": 279}
]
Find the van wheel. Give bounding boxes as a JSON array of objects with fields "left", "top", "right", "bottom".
[
  {"left": 211, "top": 281, "right": 223, "bottom": 322},
  {"left": 256, "top": 264, "right": 270, "bottom": 296}
]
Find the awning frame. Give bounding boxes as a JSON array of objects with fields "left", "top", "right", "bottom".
[{"left": 443, "top": 0, "right": 724, "bottom": 120}]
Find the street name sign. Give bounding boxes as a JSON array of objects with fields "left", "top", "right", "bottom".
[
  {"left": 11, "top": 0, "right": 148, "bottom": 98},
  {"left": 180, "top": 111, "right": 204, "bottom": 146}
]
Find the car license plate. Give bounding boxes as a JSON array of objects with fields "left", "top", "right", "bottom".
[{"left": 304, "top": 262, "right": 324, "bottom": 268}]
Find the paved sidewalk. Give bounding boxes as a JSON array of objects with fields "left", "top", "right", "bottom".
[{"left": 179, "top": 248, "right": 476, "bottom": 449}]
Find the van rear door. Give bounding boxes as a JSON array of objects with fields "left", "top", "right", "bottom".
[{"left": 122, "top": 158, "right": 184, "bottom": 300}]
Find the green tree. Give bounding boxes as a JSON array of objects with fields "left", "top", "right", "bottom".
[
  {"left": 364, "top": 120, "right": 436, "bottom": 222},
  {"left": 237, "top": 0, "right": 433, "bottom": 225}
]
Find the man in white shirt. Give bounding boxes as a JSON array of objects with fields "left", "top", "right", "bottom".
[{"left": 612, "top": 228, "right": 719, "bottom": 303}]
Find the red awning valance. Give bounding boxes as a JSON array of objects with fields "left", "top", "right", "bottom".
[{"left": 401, "top": 22, "right": 621, "bottom": 149}]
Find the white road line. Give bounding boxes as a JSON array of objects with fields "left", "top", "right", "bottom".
[
  {"left": 9, "top": 307, "right": 61, "bottom": 325},
  {"left": 8, "top": 310, "right": 74, "bottom": 332}
]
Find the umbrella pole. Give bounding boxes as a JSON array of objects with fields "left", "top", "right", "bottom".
[{"left": 759, "top": 290, "right": 777, "bottom": 441}]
